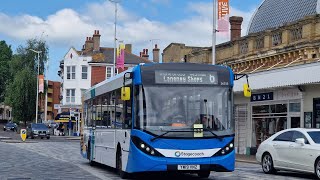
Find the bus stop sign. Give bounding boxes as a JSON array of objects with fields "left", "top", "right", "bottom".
[{"left": 20, "top": 129, "right": 27, "bottom": 142}]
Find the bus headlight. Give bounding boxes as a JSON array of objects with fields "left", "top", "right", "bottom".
[
  {"left": 131, "top": 136, "right": 164, "bottom": 157},
  {"left": 212, "top": 140, "right": 234, "bottom": 157}
]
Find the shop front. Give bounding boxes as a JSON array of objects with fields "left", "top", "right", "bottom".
[
  {"left": 233, "top": 63, "right": 320, "bottom": 155},
  {"left": 250, "top": 89, "right": 302, "bottom": 149}
]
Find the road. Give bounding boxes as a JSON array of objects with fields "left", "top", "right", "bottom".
[{"left": 0, "top": 131, "right": 317, "bottom": 179}]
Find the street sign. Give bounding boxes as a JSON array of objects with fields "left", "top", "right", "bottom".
[{"left": 20, "top": 129, "right": 27, "bottom": 142}]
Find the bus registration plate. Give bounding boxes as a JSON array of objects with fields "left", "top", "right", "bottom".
[{"left": 177, "top": 165, "right": 200, "bottom": 170}]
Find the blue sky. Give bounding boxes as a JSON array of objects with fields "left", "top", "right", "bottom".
[{"left": 0, "top": 0, "right": 262, "bottom": 81}]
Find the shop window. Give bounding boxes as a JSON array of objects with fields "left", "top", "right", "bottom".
[
  {"left": 289, "top": 103, "right": 300, "bottom": 112},
  {"left": 273, "top": 131, "right": 293, "bottom": 142}
]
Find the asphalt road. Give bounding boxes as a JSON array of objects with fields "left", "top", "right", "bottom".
[{"left": 0, "top": 139, "right": 318, "bottom": 180}]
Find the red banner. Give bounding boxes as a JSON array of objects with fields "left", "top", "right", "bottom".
[
  {"left": 116, "top": 43, "right": 125, "bottom": 70},
  {"left": 218, "top": 0, "right": 230, "bottom": 32},
  {"left": 39, "top": 75, "right": 44, "bottom": 93}
]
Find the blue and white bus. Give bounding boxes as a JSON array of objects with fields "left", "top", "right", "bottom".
[{"left": 80, "top": 63, "right": 249, "bottom": 178}]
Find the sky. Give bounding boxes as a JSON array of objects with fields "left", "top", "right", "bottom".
[{"left": 0, "top": 0, "right": 262, "bottom": 81}]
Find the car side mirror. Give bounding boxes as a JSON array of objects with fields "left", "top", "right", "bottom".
[{"left": 295, "top": 138, "right": 305, "bottom": 146}]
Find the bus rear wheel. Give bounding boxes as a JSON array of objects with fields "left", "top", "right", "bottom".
[
  {"left": 197, "top": 171, "right": 210, "bottom": 178},
  {"left": 116, "top": 148, "right": 129, "bottom": 179}
]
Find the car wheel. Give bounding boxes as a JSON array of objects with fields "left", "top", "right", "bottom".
[
  {"left": 198, "top": 171, "right": 210, "bottom": 178},
  {"left": 315, "top": 158, "right": 320, "bottom": 179},
  {"left": 116, "top": 147, "right": 129, "bottom": 179},
  {"left": 3, "top": 128, "right": 6, "bottom": 131},
  {"left": 41, "top": 137, "right": 44, "bottom": 139},
  {"left": 262, "top": 153, "right": 276, "bottom": 174},
  {"left": 46, "top": 136, "right": 50, "bottom": 139}
]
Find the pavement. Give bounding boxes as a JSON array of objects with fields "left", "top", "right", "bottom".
[{"left": 236, "top": 154, "right": 258, "bottom": 164}]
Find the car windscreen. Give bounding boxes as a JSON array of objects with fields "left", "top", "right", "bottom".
[
  {"left": 308, "top": 131, "right": 320, "bottom": 144},
  {"left": 32, "top": 124, "right": 48, "bottom": 129},
  {"left": 6, "top": 123, "right": 15, "bottom": 127}
]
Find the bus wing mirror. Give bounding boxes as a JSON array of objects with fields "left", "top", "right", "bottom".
[
  {"left": 121, "top": 87, "right": 131, "bottom": 101},
  {"left": 243, "top": 84, "right": 251, "bottom": 97}
]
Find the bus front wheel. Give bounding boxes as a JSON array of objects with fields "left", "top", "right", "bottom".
[
  {"left": 198, "top": 171, "right": 210, "bottom": 178},
  {"left": 116, "top": 147, "right": 129, "bottom": 179}
]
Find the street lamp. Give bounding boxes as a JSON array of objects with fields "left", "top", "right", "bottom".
[
  {"left": 109, "top": 0, "right": 121, "bottom": 76},
  {"left": 29, "top": 49, "right": 42, "bottom": 123}
]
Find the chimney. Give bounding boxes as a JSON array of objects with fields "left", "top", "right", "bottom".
[
  {"left": 85, "top": 37, "right": 94, "bottom": 50},
  {"left": 125, "top": 44, "right": 132, "bottom": 53},
  {"left": 142, "top": 49, "right": 149, "bottom": 60},
  {"left": 153, "top": 44, "right": 160, "bottom": 63},
  {"left": 229, "top": 16, "right": 243, "bottom": 41},
  {"left": 93, "top": 30, "right": 101, "bottom": 52}
]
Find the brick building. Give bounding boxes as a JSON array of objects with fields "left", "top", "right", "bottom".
[
  {"left": 162, "top": 0, "right": 320, "bottom": 155},
  {"left": 58, "top": 30, "right": 154, "bottom": 114}
]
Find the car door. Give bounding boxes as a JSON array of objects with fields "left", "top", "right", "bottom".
[
  {"left": 288, "top": 131, "right": 314, "bottom": 172},
  {"left": 272, "top": 131, "right": 293, "bottom": 168}
]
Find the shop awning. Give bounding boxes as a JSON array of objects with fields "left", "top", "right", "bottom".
[
  {"left": 234, "top": 62, "right": 320, "bottom": 92},
  {"left": 54, "top": 112, "right": 76, "bottom": 122}
]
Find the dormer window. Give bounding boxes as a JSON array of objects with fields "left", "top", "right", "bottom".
[{"left": 272, "top": 32, "right": 282, "bottom": 46}]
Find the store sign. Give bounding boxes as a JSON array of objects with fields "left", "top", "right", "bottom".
[
  {"left": 155, "top": 71, "right": 218, "bottom": 85},
  {"left": 251, "top": 92, "right": 273, "bottom": 102}
]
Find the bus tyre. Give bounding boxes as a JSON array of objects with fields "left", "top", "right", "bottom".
[
  {"left": 198, "top": 171, "right": 210, "bottom": 178},
  {"left": 116, "top": 148, "right": 129, "bottom": 179},
  {"left": 87, "top": 142, "right": 95, "bottom": 166}
]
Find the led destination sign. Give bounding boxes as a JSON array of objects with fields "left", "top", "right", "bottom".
[{"left": 155, "top": 70, "right": 218, "bottom": 85}]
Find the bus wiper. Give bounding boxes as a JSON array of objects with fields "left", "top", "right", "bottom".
[{"left": 150, "top": 130, "right": 194, "bottom": 142}]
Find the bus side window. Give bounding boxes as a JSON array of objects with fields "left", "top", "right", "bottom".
[{"left": 115, "top": 88, "right": 124, "bottom": 129}]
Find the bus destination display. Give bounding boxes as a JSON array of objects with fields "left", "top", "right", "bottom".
[{"left": 155, "top": 70, "right": 218, "bottom": 85}]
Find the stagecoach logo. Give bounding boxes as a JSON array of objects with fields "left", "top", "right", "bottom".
[
  {"left": 174, "top": 151, "right": 205, "bottom": 158},
  {"left": 175, "top": 151, "right": 181, "bottom": 157}
]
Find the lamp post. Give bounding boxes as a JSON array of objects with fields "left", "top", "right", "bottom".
[
  {"left": 109, "top": 0, "right": 121, "bottom": 76},
  {"left": 29, "top": 49, "right": 42, "bottom": 123},
  {"left": 212, "top": 0, "right": 217, "bottom": 65},
  {"left": 44, "top": 57, "right": 49, "bottom": 123}
]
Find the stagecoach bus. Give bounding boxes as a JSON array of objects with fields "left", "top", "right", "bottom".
[{"left": 80, "top": 63, "right": 250, "bottom": 178}]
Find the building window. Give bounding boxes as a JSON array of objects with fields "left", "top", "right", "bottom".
[
  {"left": 67, "top": 66, "right": 76, "bottom": 80},
  {"left": 66, "top": 89, "right": 75, "bottom": 103},
  {"left": 272, "top": 32, "right": 282, "bottom": 46},
  {"left": 290, "top": 26, "right": 302, "bottom": 42},
  {"left": 82, "top": 66, "right": 88, "bottom": 79},
  {"left": 240, "top": 40, "right": 248, "bottom": 54},
  {"left": 106, "top": 67, "right": 112, "bottom": 79},
  {"left": 255, "top": 36, "right": 264, "bottom": 50}
]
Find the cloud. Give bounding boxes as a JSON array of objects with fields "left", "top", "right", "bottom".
[{"left": 0, "top": 1, "right": 255, "bottom": 57}]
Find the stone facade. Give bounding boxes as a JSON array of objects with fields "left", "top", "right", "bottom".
[{"left": 162, "top": 15, "right": 320, "bottom": 73}]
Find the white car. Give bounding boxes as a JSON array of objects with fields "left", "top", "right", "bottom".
[{"left": 256, "top": 128, "right": 320, "bottom": 179}]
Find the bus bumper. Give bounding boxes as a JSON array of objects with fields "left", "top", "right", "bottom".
[{"left": 125, "top": 142, "right": 235, "bottom": 173}]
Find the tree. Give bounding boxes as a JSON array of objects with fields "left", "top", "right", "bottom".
[
  {"left": 0, "top": 41, "right": 13, "bottom": 103},
  {"left": 5, "top": 38, "right": 49, "bottom": 125},
  {"left": 5, "top": 68, "right": 36, "bottom": 126}
]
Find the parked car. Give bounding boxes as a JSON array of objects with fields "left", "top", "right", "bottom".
[
  {"left": 256, "top": 128, "right": 320, "bottom": 179},
  {"left": 3, "top": 122, "right": 17, "bottom": 131},
  {"left": 26, "top": 123, "right": 50, "bottom": 139}
]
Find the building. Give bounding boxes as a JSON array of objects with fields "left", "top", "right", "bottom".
[
  {"left": 58, "top": 30, "right": 153, "bottom": 113},
  {"left": 162, "top": 0, "right": 320, "bottom": 155},
  {"left": 46, "top": 81, "right": 61, "bottom": 120},
  {"left": 0, "top": 103, "right": 12, "bottom": 122}
]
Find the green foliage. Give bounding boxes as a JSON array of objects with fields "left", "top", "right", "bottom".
[
  {"left": 5, "top": 38, "right": 49, "bottom": 124},
  {"left": 5, "top": 68, "right": 36, "bottom": 124},
  {"left": 0, "top": 41, "right": 13, "bottom": 102}
]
